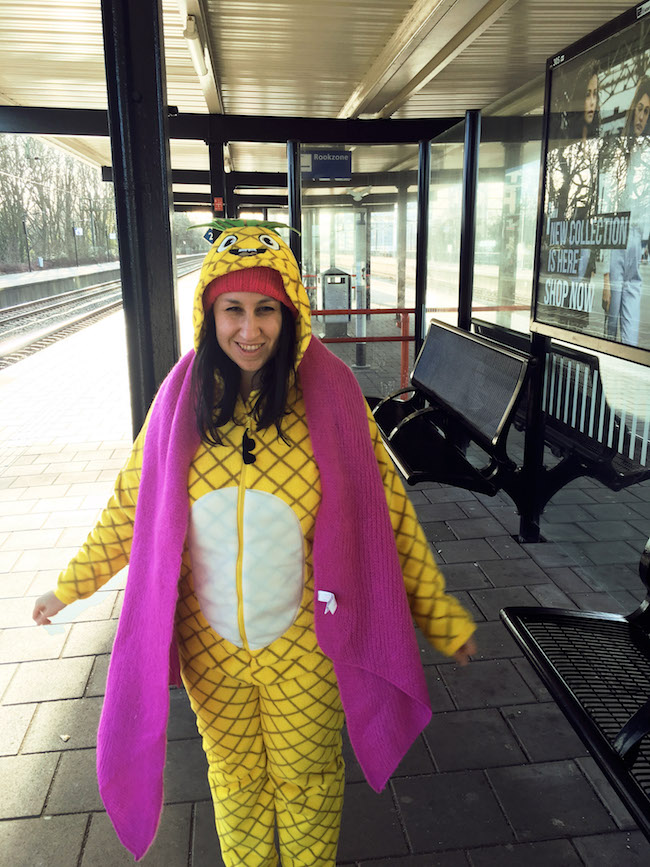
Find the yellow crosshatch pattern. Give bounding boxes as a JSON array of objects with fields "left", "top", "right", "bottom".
[
  {"left": 55, "top": 397, "right": 473, "bottom": 659},
  {"left": 53, "top": 431, "right": 145, "bottom": 606},
  {"left": 184, "top": 653, "right": 344, "bottom": 866},
  {"left": 177, "top": 385, "right": 326, "bottom": 685}
]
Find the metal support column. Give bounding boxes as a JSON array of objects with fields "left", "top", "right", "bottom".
[
  {"left": 518, "top": 331, "right": 550, "bottom": 543},
  {"left": 414, "top": 139, "right": 431, "bottom": 355},
  {"left": 365, "top": 206, "right": 372, "bottom": 318},
  {"left": 329, "top": 213, "right": 336, "bottom": 268},
  {"left": 458, "top": 109, "right": 481, "bottom": 332},
  {"left": 396, "top": 177, "right": 408, "bottom": 319},
  {"left": 353, "top": 209, "right": 368, "bottom": 368},
  {"left": 209, "top": 141, "right": 228, "bottom": 219},
  {"left": 287, "top": 140, "right": 302, "bottom": 270},
  {"left": 496, "top": 140, "right": 523, "bottom": 326},
  {"left": 101, "top": 0, "right": 179, "bottom": 436},
  {"left": 225, "top": 173, "right": 237, "bottom": 218},
  {"left": 313, "top": 209, "right": 321, "bottom": 297}
]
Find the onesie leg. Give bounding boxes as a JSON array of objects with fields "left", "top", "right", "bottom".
[
  {"left": 182, "top": 666, "right": 279, "bottom": 867},
  {"left": 259, "top": 661, "right": 345, "bottom": 866}
]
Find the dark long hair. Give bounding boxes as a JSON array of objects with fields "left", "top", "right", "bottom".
[{"left": 192, "top": 304, "right": 297, "bottom": 445}]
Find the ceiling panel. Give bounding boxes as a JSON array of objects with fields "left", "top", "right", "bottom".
[
  {"left": 0, "top": 0, "right": 639, "bottom": 177},
  {"left": 395, "top": 0, "right": 635, "bottom": 118},
  {"left": 170, "top": 138, "right": 209, "bottom": 170},
  {"left": 204, "top": 0, "right": 415, "bottom": 117},
  {"left": 0, "top": 1, "right": 105, "bottom": 108}
]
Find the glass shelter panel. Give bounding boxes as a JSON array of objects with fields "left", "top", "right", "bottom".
[
  {"left": 472, "top": 111, "right": 544, "bottom": 334},
  {"left": 0, "top": 132, "right": 134, "bottom": 509},
  {"left": 428, "top": 121, "right": 465, "bottom": 328},
  {"left": 300, "top": 143, "right": 418, "bottom": 397},
  {"left": 472, "top": 136, "right": 543, "bottom": 333}
]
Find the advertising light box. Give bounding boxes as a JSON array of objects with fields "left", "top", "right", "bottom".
[{"left": 532, "top": 2, "right": 650, "bottom": 366}]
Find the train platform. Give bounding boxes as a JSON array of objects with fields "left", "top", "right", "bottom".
[{"left": 1, "top": 270, "right": 650, "bottom": 866}]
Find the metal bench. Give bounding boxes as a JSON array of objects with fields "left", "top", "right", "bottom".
[
  {"left": 501, "top": 537, "right": 650, "bottom": 841},
  {"left": 371, "top": 319, "right": 531, "bottom": 496},
  {"left": 472, "top": 319, "right": 650, "bottom": 504},
  {"left": 541, "top": 342, "right": 650, "bottom": 491}
]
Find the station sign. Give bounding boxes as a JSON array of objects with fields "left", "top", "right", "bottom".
[{"left": 301, "top": 150, "right": 352, "bottom": 181}]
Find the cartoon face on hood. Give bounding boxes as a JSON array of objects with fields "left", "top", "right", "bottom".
[{"left": 192, "top": 223, "right": 312, "bottom": 368}]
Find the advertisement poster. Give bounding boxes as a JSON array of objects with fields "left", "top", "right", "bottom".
[{"left": 535, "top": 6, "right": 650, "bottom": 356}]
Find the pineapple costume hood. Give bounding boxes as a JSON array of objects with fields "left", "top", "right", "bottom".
[
  {"left": 190, "top": 223, "right": 313, "bottom": 360},
  {"left": 96, "top": 223, "right": 432, "bottom": 860}
]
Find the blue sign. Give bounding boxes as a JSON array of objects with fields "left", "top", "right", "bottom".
[
  {"left": 301, "top": 150, "right": 351, "bottom": 181},
  {"left": 204, "top": 228, "right": 216, "bottom": 244}
]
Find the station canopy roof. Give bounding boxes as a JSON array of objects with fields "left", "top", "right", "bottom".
[{"left": 0, "top": 0, "right": 635, "bottom": 184}]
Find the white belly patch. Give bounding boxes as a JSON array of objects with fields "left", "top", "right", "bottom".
[{"left": 188, "top": 488, "right": 305, "bottom": 650}]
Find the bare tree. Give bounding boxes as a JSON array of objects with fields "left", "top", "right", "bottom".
[{"left": 0, "top": 134, "right": 118, "bottom": 272}]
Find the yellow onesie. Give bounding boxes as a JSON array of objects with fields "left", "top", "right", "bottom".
[{"left": 55, "top": 224, "right": 475, "bottom": 867}]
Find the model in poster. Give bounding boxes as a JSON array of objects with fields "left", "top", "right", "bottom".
[{"left": 602, "top": 76, "right": 650, "bottom": 346}]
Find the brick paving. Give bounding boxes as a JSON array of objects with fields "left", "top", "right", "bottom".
[{"left": 1, "top": 275, "right": 650, "bottom": 865}]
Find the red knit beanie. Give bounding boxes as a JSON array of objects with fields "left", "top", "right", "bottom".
[{"left": 202, "top": 266, "right": 297, "bottom": 315}]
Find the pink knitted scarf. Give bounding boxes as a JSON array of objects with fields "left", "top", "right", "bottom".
[{"left": 96, "top": 338, "right": 431, "bottom": 860}]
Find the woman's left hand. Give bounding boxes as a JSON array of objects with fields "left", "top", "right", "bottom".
[
  {"left": 32, "top": 590, "right": 67, "bottom": 626},
  {"left": 453, "top": 637, "right": 477, "bottom": 666}
]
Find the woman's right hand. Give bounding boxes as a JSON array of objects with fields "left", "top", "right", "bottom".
[{"left": 32, "top": 591, "right": 67, "bottom": 626}]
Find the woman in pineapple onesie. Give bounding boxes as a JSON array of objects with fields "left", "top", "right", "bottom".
[{"left": 33, "top": 222, "right": 476, "bottom": 867}]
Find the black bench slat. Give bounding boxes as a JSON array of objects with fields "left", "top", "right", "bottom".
[{"left": 409, "top": 322, "right": 529, "bottom": 450}]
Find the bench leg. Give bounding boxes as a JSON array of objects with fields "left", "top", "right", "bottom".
[
  {"left": 517, "top": 334, "right": 550, "bottom": 545},
  {"left": 517, "top": 510, "right": 542, "bottom": 544},
  {"left": 613, "top": 696, "right": 650, "bottom": 766}
]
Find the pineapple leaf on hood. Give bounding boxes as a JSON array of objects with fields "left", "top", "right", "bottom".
[{"left": 191, "top": 218, "right": 300, "bottom": 237}]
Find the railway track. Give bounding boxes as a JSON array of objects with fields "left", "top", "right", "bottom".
[{"left": 0, "top": 256, "right": 204, "bottom": 369}]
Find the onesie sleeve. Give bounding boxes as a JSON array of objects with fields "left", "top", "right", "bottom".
[
  {"left": 365, "top": 403, "right": 476, "bottom": 656},
  {"left": 54, "top": 419, "right": 149, "bottom": 605}
]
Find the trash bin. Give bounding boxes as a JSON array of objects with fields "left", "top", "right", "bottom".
[{"left": 321, "top": 267, "right": 351, "bottom": 338}]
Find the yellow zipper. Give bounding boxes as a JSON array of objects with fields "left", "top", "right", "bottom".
[
  {"left": 236, "top": 455, "right": 250, "bottom": 651},
  {"left": 236, "top": 415, "right": 254, "bottom": 652}
]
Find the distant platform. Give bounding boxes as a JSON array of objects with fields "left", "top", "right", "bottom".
[
  {"left": 0, "top": 255, "right": 200, "bottom": 308},
  {"left": 0, "top": 261, "right": 120, "bottom": 292}
]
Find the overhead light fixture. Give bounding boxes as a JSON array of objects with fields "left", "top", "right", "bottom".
[
  {"left": 183, "top": 15, "right": 208, "bottom": 78},
  {"left": 350, "top": 186, "right": 371, "bottom": 202}
]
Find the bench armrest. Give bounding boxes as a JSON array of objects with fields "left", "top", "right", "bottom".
[{"left": 372, "top": 387, "right": 419, "bottom": 415}]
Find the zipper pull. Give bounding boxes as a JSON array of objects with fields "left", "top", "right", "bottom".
[{"left": 242, "top": 429, "right": 257, "bottom": 465}]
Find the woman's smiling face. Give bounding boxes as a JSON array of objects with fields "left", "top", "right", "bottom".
[{"left": 213, "top": 292, "right": 283, "bottom": 393}]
